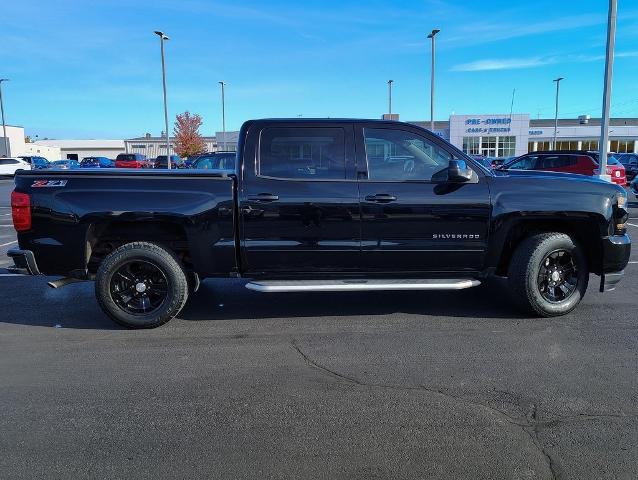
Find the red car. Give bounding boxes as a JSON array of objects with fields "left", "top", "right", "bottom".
[
  {"left": 115, "top": 153, "right": 152, "bottom": 169},
  {"left": 503, "top": 150, "right": 626, "bottom": 186}
]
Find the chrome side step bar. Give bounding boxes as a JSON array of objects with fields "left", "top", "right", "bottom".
[{"left": 245, "top": 279, "right": 481, "bottom": 293}]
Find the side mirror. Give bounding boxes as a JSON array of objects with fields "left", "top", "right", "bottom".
[{"left": 448, "top": 159, "right": 474, "bottom": 183}]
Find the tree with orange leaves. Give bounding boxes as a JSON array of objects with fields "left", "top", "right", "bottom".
[{"left": 173, "top": 111, "right": 206, "bottom": 158}]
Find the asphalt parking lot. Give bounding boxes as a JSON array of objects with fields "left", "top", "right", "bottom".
[{"left": 1, "top": 177, "right": 637, "bottom": 479}]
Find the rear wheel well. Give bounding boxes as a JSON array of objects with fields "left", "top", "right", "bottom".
[
  {"left": 86, "top": 221, "right": 191, "bottom": 275},
  {"left": 495, "top": 219, "right": 602, "bottom": 276}
]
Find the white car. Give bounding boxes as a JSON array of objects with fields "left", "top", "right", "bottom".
[{"left": 0, "top": 157, "right": 31, "bottom": 176}]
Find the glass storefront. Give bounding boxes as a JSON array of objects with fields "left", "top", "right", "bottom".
[
  {"left": 610, "top": 140, "right": 635, "bottom": 153},
  {"left": 462, "top": 136, "right": 514, "bottom": 157}
]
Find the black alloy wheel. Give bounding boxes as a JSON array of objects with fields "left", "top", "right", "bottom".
[{"left": 536, "top": 250, "right": 578, "bottom": 303}]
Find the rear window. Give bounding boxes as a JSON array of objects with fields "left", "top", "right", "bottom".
[
  {"left": 259, "top": 127, "right": 346, "bottom": 180},
  {"left": 506, "top": 155, "right": 539, "bottom": 170},
  {"left": 0, "top": 159, "right": 19, "bottom": 165},
  {"left": 117, "top": 154, "right": 145, "bottom": 161}
]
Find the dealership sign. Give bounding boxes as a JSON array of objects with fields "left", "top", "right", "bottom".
[{"left": 465, "top": 117, "right": 511, "bottom": 134}]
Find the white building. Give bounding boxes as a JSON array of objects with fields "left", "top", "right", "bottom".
[
  {"left": 0, "top": 125, "right": 27, "bottom": 157},
  {"left": 409, "top": 114, "right": 638, "bottom": 157},
  {"left": 124, "top": 131, "right": 238, "bottom": 158},
  {"left": 33, "top": 139, "right": 125, "bottom": 160}
]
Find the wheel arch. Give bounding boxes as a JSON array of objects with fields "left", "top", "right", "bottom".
[{"left": 489, "top": 214, "right": 606, "bottom": 276}]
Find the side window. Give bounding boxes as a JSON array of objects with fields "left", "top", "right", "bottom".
[
  {"left": 507, "top": 155, "right": 539, "bottom": 170},
  {"left": 259, "top": 127, "right": 346, "bottom": 180},
  {"left": 539, "top": 155, "right": 573, "bottom": 169},
  {"left": 194, "top": 157, "right": 214, "bottom": 169},
  {"left": 0, "top": 159, "right": 18, "bottom": 165},
  {"left": 364, "top": 128, "right": 452, "bottom": 181}
]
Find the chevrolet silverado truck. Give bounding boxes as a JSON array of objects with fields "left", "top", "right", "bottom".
[{"left": 7, "top": 119, "right": 631, "bottom": 328}]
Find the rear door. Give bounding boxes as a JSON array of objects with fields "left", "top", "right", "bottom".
[
  {"left": 356, "top": 123, "right": 491, "bottom": 273},
  {"left": 239, "top": 122, "right": 361, "bottom": 274}
]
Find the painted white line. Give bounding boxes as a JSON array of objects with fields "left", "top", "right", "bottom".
[
  {"left": 626, "top": 223, "right": 638, "bottom": 228},
  {"left": 629, "top": 261, "right": 638, "bottom": 264},
  {"left": 0, "top": 274, "right": 23, "bottom": 277},
  {"left": 0, "top": 225, "right": 14, "bottom": 228},
  {"left": 0, "top": 240, "right": 17, "bottom": 247}
]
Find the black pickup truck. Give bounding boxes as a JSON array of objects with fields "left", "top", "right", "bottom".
[{"left": 8, "top": 119, "right": 631, "bottom": 328}]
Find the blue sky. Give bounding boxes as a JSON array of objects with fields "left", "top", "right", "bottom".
[{"left": 2, "top": 0, "right": 638, "bottom": 139}]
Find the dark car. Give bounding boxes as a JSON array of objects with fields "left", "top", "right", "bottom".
[
  {"left": 18, "top": 156, "right": 50, "bottom": 170},
  {"left": 154, "top": 155, "right": 183, "bottom": 169},
  {"left": 80, "top": 156, "right": 115, "bottom": 168},
  {"left": 612, "top": 153, "right": 638, "bottom": 182},
  {"left": 7, "top": 118, "right": 630, "bottom": 328},
  {"left": 502, "top": 150, "right": 626, "bottom": 186},
  {"left": 191, "top": 152, "right": 236, "bottom": 171},
  {"left": 115, "top": 153, "right": 151, "bottom": 169},
  {"left": 49, "top": 160, "right": 80, "bottom": 170}
]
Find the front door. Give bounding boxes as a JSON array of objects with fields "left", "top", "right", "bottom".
[
  {"left": 356, "top": 124, "right": 491, "bottom": 273},
  {"left": 240, "top": 122, "right": 360, "bottom": 275}
]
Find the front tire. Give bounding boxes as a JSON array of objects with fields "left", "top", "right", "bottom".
[
  {"left": 508, "top": 233, "right": 588, "bottom": 317},
  {"left": 95, "top": 242, "right": 189, "bottom": 328}
]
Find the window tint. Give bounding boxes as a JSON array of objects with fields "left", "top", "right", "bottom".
[
  {"left": 538, "top": 155, "right": 575, "bottom": 169},
  {"left": 507, "top": 155, "right": 539, "bottom": 170},
  {"left": 259, "top": 127, "right": 346, "bottom": 180},
  {"left": 364, "top": 128, "right": 452, "bottom": 181},
  {"left": 0, "top": 159, "right": 19, "bottom": 165}
]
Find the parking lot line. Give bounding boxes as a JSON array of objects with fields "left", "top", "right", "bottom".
[
  {"left": 0, "top": 240, "right": 17, "bottom": 247},
  {"left": 627, "top": 223, "right": 638, "bottom": 228}
]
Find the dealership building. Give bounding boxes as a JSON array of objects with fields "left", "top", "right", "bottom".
[{"left": 409, "top": 114, "right": 638, "bottom": 158}]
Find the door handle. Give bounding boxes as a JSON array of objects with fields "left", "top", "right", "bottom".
[
  {"left": 248, "top": 193, "right": 279, "bottom": 202},
  {"left": 365, "top": 194, "right": 397, "bottom": 203}
]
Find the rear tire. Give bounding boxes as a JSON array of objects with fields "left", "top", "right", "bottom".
[
  {"left": 95, "top": 242, "right": 189, "bottom": 328},
  {"left": 508, "top": 233, "right": 588, "bottom": 317}
]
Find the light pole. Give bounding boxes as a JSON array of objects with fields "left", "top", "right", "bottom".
[
  {"left": 0, "top": 79, "right": 9, "bottom": 157},
  {"left": 154, "top": 30, "right": 171, "bottom": 169},
  {"left": 427, "top": 28, "right": 440, "bottom": 132},
  {"left": 552, "top": 77, "right": 564, "bottom": 150},
  {"left": 598, "top": 0, "right": 617, "bottom": 182},
  {"left": 387, "top": 80, "right": 394, "bottom": 115},
  {"left": 219, "top": 81, "right": 226, "bottom": 152}
]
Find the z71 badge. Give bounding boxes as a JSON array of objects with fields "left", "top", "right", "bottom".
[{"left": 32, "top": 180, "right": 68, "bottom": 188}]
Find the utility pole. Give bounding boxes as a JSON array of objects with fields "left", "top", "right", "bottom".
[
  {"left": 0, "top": 79, "right": 9, "bottom": 157},
  {"left": 154, "top": 30, "right": 171, "bottom": 168},
  {"left": 219, "top": 81, "right": 226, "bottom": 152},
  {"left": 427, "top": 28, "right": 440, "bottom": 132},
  {"left": 598, "top": 0, "right": 617, "bottom": 182},
  {"left": 553, "top": 77, "right": 564, "bottom": 150},
  {"left": 387, "top": 80, "right": 394, "bottom": 115}
]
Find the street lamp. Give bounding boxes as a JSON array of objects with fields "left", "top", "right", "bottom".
[
  {"left": 552, "top": 77, "right": 564, "bottom": 150},
  {"left": 219, "top": 81, "right": 226, "bottom": 152},
  {"left": 154, "top": 30, "right": 171, "bottom": 169},
  {"left": 0, "top": 79, "right": 9, "bottom": 157},
  {"left": 427, "top": 28, "right": 440, "bottom": 132},
  {"left": 598, "top": 0, "right": 617, "bottom": 182},
  {"left": 387, "top": 80, "right": 394, "bottom": 115}
]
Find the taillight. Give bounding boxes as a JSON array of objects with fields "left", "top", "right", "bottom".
[{"left": 11, "top": 191, "right": 31, "bottom": 232}]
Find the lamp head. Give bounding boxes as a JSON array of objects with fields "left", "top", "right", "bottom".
[
  {"left": 427, "top": 29, "right": 440, "bottom": 38},
  {"left": 154, "top": 31, "right": 169, "bottom": 40}
]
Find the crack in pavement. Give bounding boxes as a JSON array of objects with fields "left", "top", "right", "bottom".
[{"left": 290, "top": 342, "right": 637, "bottom": 480}]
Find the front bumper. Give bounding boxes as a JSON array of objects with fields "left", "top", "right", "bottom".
[
  {"left": 599, "top": 234, "right": 631, "bottom": 292},
  {"left": 6, "top": 248, "right": 41, "bottom": 275}
]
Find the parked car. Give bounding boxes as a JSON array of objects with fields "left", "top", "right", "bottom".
[
  {"left": 502, "top": 150, "right": 627, "bottom": 186},
  {"left": 611, "top": 153, "right": 638, "bottom": 182},
  {"left": 154, "top": 155, "right": 183, "bottom": 169},
  {"left": 0, "top": 157, "right": 30, "bottom": 176},
  {"left": 7, "top": 119, "right": 630, "bottom": 328},
  {"left": 191, "top": 152, "right": 236, "bottom": 171},
  {"left": 80, "top": 156, "right": 115, "bottom": 168},
  {"left": 115, "top": 153, "right": 151, "bottom": 169},
  {"left": 49, "top": 160, "right": 80, "bottom": 170},
  {"left": 18, "top": 155, "right": 50, "bottom": 170}
]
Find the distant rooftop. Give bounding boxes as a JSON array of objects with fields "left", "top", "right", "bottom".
[{"left": 34, "top": 139, "right": 125, "bottom": 148}]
